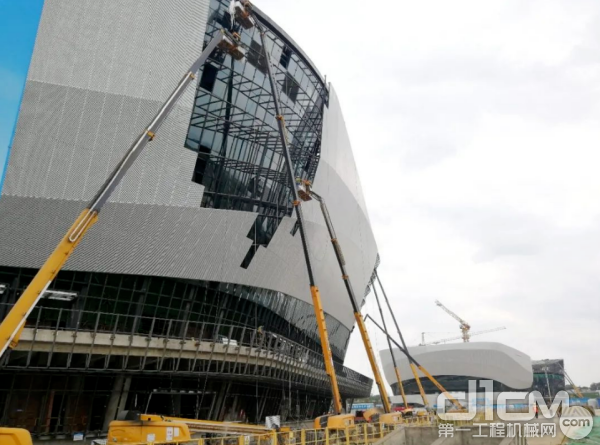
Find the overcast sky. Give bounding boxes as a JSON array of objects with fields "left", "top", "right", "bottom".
[
  {"left": 1, "top": 0, "right": 597, "bottom": 391},
  {"left": 257, "top": 0, "right": 600, "bottom": 389}
]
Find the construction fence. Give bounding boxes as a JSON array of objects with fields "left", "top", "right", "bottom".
[{"left": 115, "top": 418, "right": 434, "bottom": 445}]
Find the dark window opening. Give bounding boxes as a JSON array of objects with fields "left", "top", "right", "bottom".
[
  {"left": 200, "top": 64, "right": 218, "bottom": 92},
  {"left": 282, "top": 73, "right": 299, "bottom": 103},
  {"left": 247, "top": 40, "right": 268, "bottom": 73},
  {"left": 241, "top": 245, "right": 258, "bottom": 269},
  {"left": 280, "top": 46, "right": 292, "bottom": 69},
  {"left": 186, "top": 0, "right": 327, "bottom": 269},
  {"left": 192, "top": 145, "right": 212, "bottom": 185}
]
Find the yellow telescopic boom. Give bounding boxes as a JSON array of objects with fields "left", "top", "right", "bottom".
[
  {"left": 253, "top": 16, "right": 343, "bottom": 414},
  {"left": 0, "top": 30, "right": 242, "bottom": 358},
  {"left": 303, "top": 188, "right": 391, "bottom": 413}
]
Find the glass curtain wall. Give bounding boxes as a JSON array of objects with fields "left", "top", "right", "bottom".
[{"left": 185, "top": 0, "right": 327, "bottom": 267}]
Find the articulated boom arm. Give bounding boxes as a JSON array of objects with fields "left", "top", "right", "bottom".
[{"left": 0, "top": 30, "right": 240, "bottom": 358}]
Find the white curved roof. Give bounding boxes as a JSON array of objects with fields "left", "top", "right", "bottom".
[{"left": 380, "top": 342, "right": 533, "bottom": 390}]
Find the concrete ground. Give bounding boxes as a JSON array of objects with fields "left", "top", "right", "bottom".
[{"left": 521, "top": 418, "right": 564, "bottom": 445}]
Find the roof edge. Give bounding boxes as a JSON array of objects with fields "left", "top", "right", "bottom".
[{"left": 252, "top": 5, "right": 325, "bottom": 85}]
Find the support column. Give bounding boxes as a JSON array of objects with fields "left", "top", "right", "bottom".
[
  {"left": 216, "top": 381, "right": 232, "bottom": 421},
  {"left": 68, "top": 274, "right": 90, "bottom": 329},
  {"left": 209, "top": 381, "right": 228, "bottom": 420},
  {"left": 257, "top": 388, "right": 269, "bottom": 421},
  {"left": 102, "top": 375, "right": 132, "bottom": 431}
]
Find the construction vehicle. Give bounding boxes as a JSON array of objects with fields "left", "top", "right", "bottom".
[
  {"left": 244, "top": 8, "right": 346, "bottom": 426},
  {"left": 369, "top": 284, "right": 410, "bottom": 413},
  {"left": 108, "top": 414, "right": 193, "bottom": 444},
  {"left": 0, "top": 429, "right": 32, "bottom": 445},
  {"left": 107, "top": 412, "right": 278, "bottom": 443},
  {"left": 420, "top": 327, "right": 506, "bottom": 346},
  {"left": 294, "top": 183, "right": 393, "bottom": 420},
  {"left": 295, "top": 181, "right": 463, "bottom": 421},
  {"left": 373, "top": 275, "right": 433, "bottom": 410}
]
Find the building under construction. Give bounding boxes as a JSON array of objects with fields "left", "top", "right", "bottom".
[
  {"left": 0, "top": 0, "right": 379, "bottom": 438},
  {"left": 532, "top": 359, "right": 566, "bottom": 399}
]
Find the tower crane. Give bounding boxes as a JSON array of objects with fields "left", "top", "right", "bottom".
[
  {"left": 435, "top": 300, "right": 471, "bottom": 342},
  {"left": 420, "top": 327, "right": 506, "bottom": 346}
]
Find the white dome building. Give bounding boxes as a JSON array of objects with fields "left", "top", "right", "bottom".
[{"left": 380, "top": 342, "right": 533, "bottom": 399}]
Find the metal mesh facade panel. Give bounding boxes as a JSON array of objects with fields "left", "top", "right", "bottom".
[
  {"left": 3, "top": 0, "right": 207, "bottom": 207},
  {"left": 0, "top": 0, "right": 378, "bottom": 344}
]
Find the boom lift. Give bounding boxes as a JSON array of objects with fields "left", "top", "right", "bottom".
[
  {"left": 247, "top": 6, "right": 350, "bottom": 428},
  {"left": 370, "top": 284, "right": 408, "bottom": 410},
  {"left": 374, "top": 274, "right": 433, "bottom": 408},
  {"left": 374, "top": 276, "right": 466, "bottom": 411},
  {"left": 295, "top": 183, "right": 400, "bottom": 425},
  {"left": 296, "top": 182, "right": 463, "bottom": 418},
  {"left": 107, "top": 412, "right": 275, "bottom": 443}
]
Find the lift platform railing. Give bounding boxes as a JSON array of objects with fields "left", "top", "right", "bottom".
[{"left": 107, "top": 417, "right": 435, "bottom": 445}]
